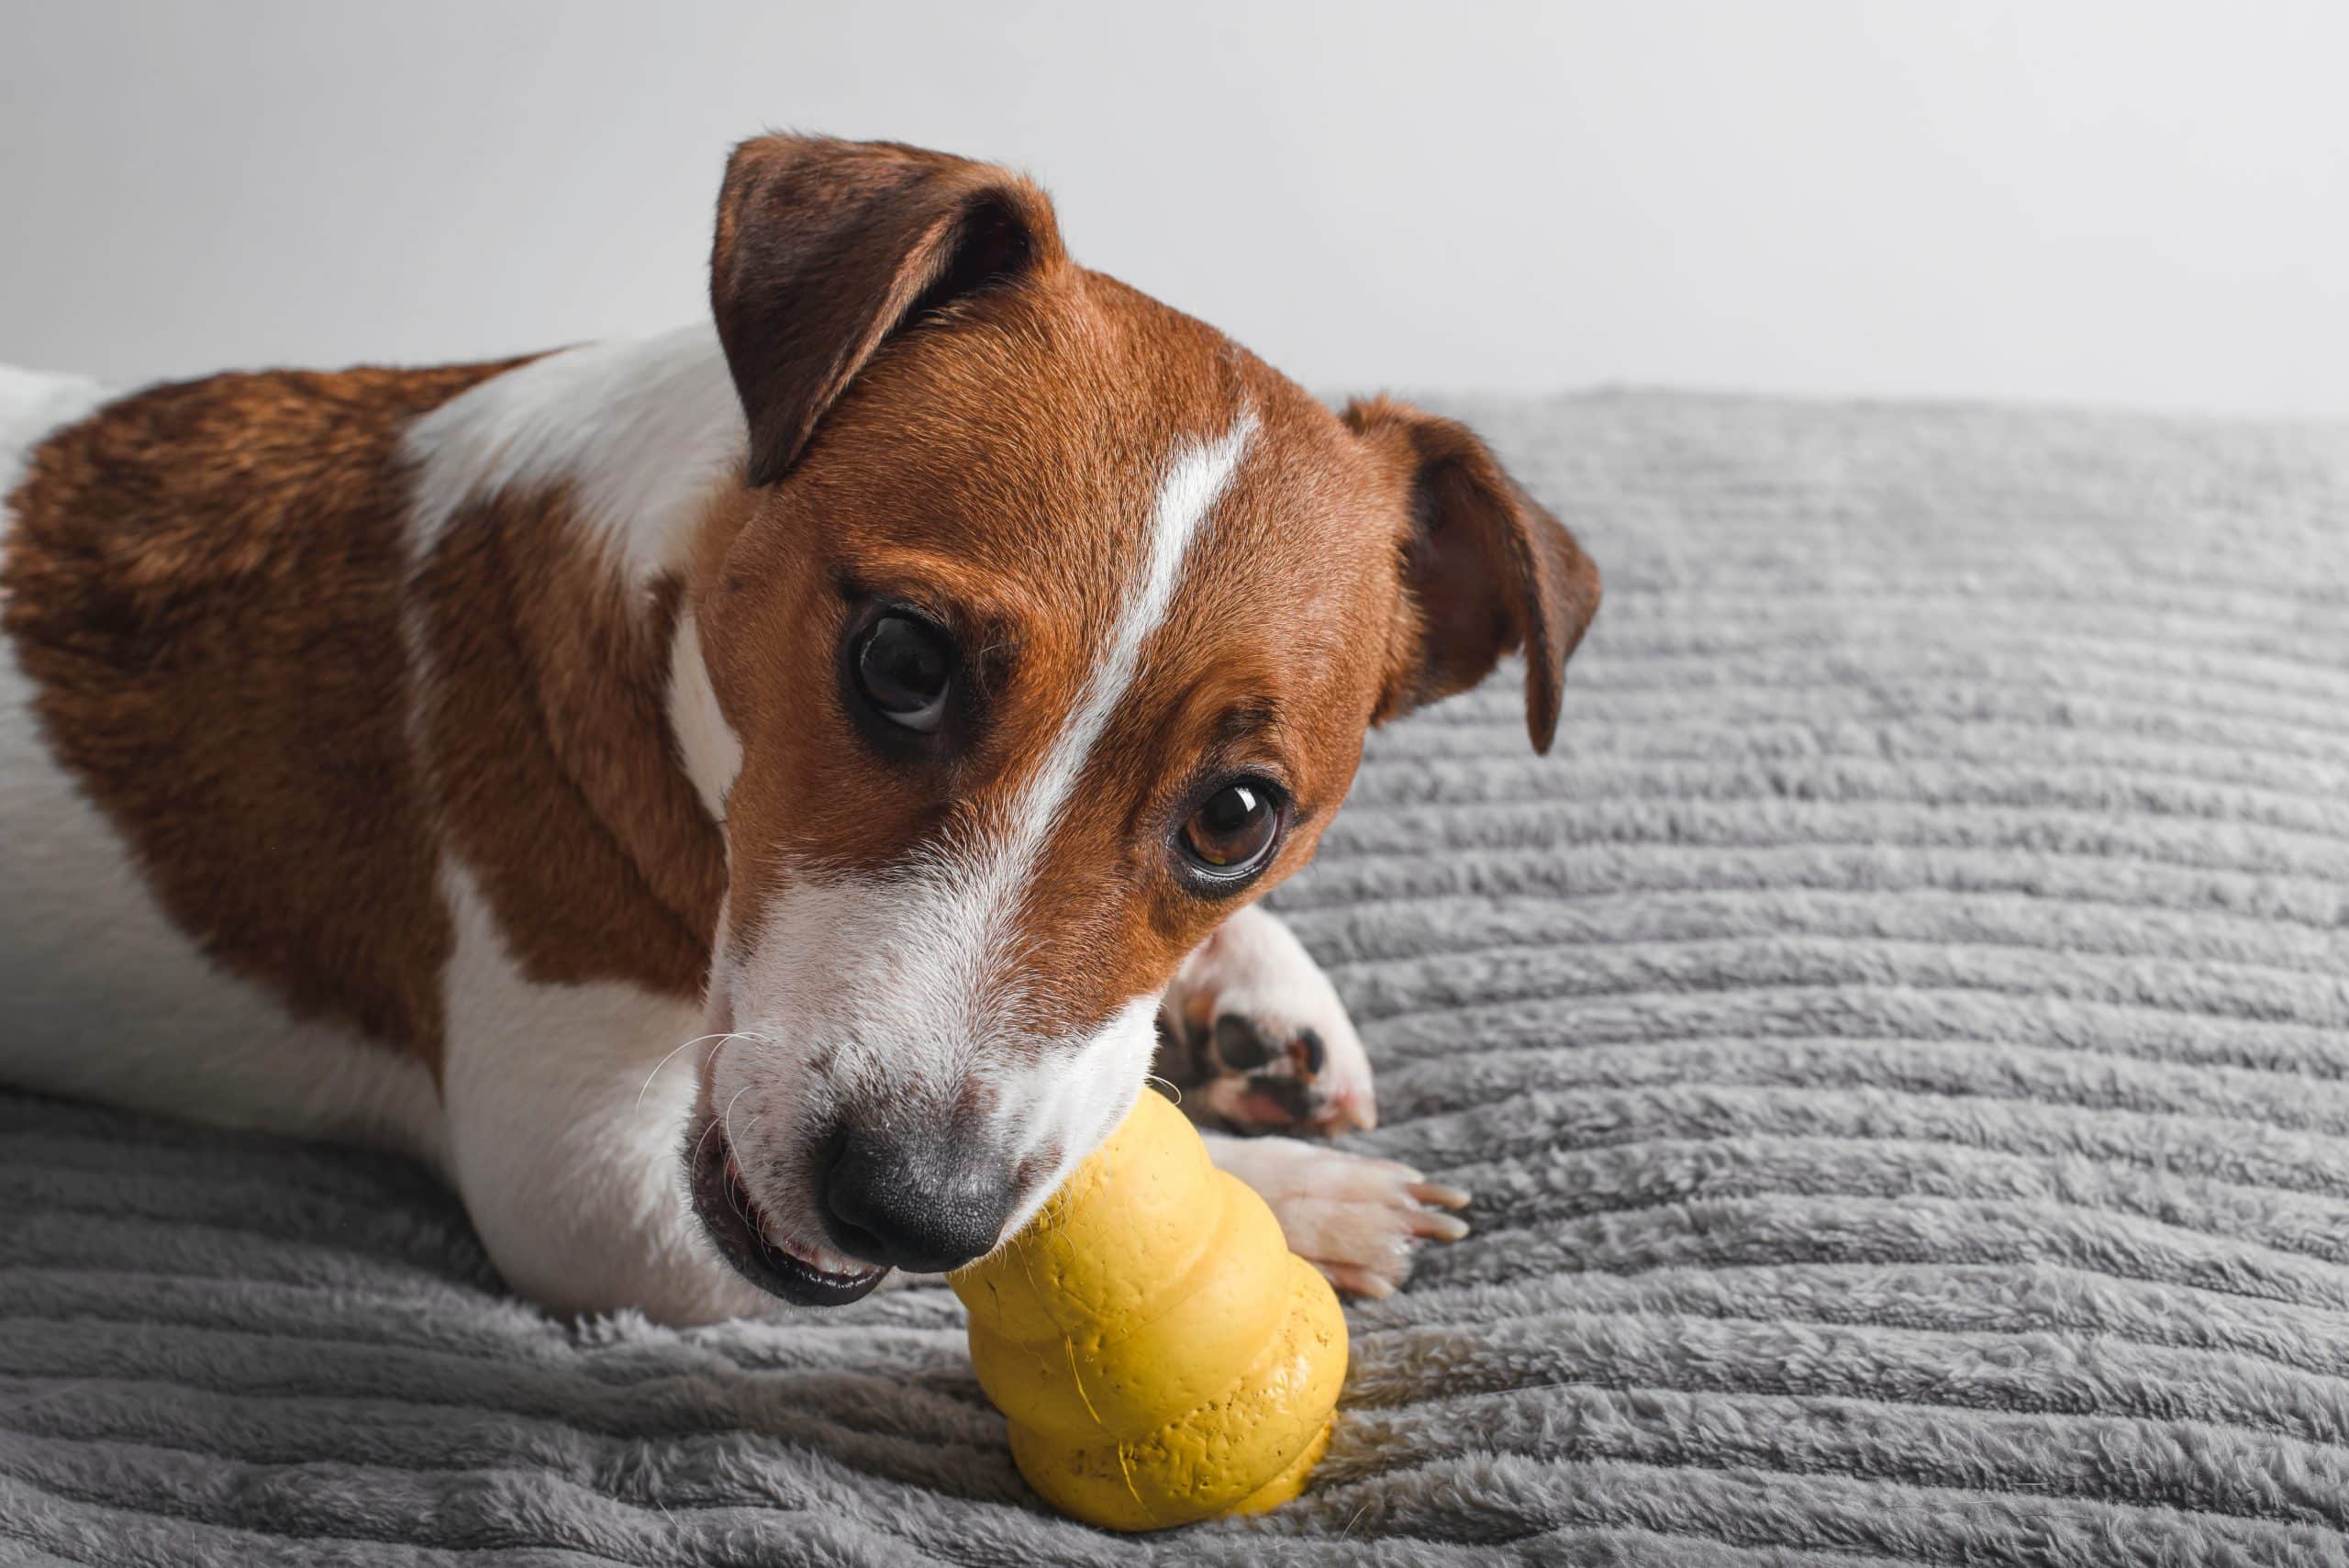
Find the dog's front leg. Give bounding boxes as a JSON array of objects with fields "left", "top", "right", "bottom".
[
  {"left": 1158, "top": 905, "right": 1468, "bottom": 1296},
  {"left": 1154, "top": 904, "right": 1377, "bottom": 1136},
  {"left": 440, "top": 1007, "right": 781, "bottom": 1328}
]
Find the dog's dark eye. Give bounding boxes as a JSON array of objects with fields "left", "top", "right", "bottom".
[
  {"left": 1177, "top": 779, "right": 1282, "bottom": 884},
  {"left": 853, "top": 613, "right": 953, "bottom": 732}
]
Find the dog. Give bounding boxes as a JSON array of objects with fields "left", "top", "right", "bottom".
[{"left": 0, "top": 135, "right": 1598, "bottom": 1321}]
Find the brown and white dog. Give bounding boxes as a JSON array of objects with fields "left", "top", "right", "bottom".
[{"left": 0, "top": 136, "right": 1598, "bottom": 1321}]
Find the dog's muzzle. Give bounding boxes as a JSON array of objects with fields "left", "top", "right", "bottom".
[{"left": 686, "top": 1116, "right": 885, "bottom": 1307}]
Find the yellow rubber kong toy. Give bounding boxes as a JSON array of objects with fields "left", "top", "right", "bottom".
[{"left": 951, "top": 1087, "right": 1346, "bottom": 1531}]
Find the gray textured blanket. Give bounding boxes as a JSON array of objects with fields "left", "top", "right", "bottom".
[{"left": 6, "top": 391, "right": 2349, "bottom": 1566}]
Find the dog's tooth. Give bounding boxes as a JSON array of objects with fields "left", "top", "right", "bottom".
[{"left": 767, "top": 1226, "right": 861, "bottom": 1278}]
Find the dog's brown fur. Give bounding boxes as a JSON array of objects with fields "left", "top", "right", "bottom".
[
  {"left": 1, "top": 365, "right": 513, "bottom": 1069},
  {"left": 413, "top": 488, "right": 725, "bottom": 1000},
  {"left": 0, "top": 362, "right": 746, "bottom": 1077}
]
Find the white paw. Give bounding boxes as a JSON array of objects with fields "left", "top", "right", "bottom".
[
  {"left": 1205, "top": 1133, "right": 1470, "bottom": 1298},
  {"left": 1157, "top": 905, "right": 1377, "bottom": 1136}
]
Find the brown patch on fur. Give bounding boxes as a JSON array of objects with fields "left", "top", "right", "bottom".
[
  {"left": 989, "top": 328, "right": 1400, "bottom": 1029},
  {"left": 3, "top": 360, "right": 730, "bottom": 1074},
  {"left": 0, "top": 363, "right": 518, "bottom": 1068},
  {"left": 411, "top": 487, "right": 725, "bottom": 995}
]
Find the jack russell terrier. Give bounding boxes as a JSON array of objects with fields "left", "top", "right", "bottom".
[{"left": 0, "top": 135, "right": 1598, "bottom": 1320}]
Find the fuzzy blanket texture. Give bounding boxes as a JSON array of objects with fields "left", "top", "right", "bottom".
[{"left": 6, "top": 390, "right": 2349, "bottom": 1567}]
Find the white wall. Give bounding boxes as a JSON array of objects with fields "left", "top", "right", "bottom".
[{"left": 4, "top": 0, "right": 2344, "bottom": 416}]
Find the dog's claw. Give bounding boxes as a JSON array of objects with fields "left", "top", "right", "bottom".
[
  {"left": 1207, "top": 1135, "right": 1473, "bottom": 1298},
  {"left": 1408, "top": 1181, "right": 1472, "bottom": 1212},
  {"left": 1319, "top": 1263, "right": 1397, "bottom": 1299}
]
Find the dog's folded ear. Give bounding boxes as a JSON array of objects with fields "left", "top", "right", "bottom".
[
  {"left": 1344, "top": 397, "right": 1601, "bottom": 755},
  {"left": 710, "top": 134, "right": 1065, "bottom": 487}
]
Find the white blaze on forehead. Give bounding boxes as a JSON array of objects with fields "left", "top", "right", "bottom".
[
  {"left": 906, "top": 406, "right": 1258, "bottom": 1021},
  {"left": 905, "top": 406, "right": 1260, "bottom": 1040},
  {"left": 991, "top": 408, "right": 1258, "bottom": 876}
]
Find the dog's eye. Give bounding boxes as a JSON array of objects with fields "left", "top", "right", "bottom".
[
  {"left": 1177, "top": 779, "right": 1282, "bottom": 884},
  {"left": 853, "top": 613, "right": 953, "bottom": 732}
]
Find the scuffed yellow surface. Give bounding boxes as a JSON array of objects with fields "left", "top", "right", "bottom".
[{"left": 952, "top": 1090, "right": 1346, "bottom": 1531}]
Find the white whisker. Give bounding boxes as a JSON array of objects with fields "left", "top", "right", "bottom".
[
  {"left": 637, "top": 1029, "right": 761, "bottom": 1113},
  {"left": 718, "top": 1087, "right": 751, "bottom": 1226},
  {"left": 691, "top": 1111, "right": 726, "bottom": 1167}
]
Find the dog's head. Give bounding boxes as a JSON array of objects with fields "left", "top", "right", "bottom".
[{"left": 683, "top": 135, "right": 1598, "bottom": 1305}]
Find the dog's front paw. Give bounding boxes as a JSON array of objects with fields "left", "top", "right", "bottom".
[
  {"left": 1158, "top": 906, "right": 1376, "bottom": 1136},
  {"left": 1205, "top": 1134, "right": 1469, "bottom": 1298},
  {"left": 1166, "top": 1006, "right": 1378, "bottom": 1138}
]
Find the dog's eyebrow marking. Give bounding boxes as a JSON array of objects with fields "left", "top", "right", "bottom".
[{"left": 1209, "top": 701, "right": 1285, "bottom": 751}]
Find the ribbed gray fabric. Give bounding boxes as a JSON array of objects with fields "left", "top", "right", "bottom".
[{"left": 6, "top": 391, "right": 2349, "bottom": 1566}]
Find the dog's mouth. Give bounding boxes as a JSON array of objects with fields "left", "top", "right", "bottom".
[{"left": 686, "top": 1116, "right": 886, "bottom": 1307}]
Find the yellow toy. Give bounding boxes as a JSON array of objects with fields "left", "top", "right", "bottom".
[{"left": 951, "top": 1088, "right": 1347, "bottom": 1531}]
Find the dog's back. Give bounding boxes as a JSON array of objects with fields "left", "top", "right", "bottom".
[{"left": 0, "top": 363, "right": 477, "bottom": 1161}]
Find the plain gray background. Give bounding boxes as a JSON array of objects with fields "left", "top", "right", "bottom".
[{"left": 5, "top": 0, "right": 2344, "bottom": 416}]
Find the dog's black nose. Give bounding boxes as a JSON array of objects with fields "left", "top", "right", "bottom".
[{"left": 822, "top": 1129, "right": 1013, "bottom": 1274}]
